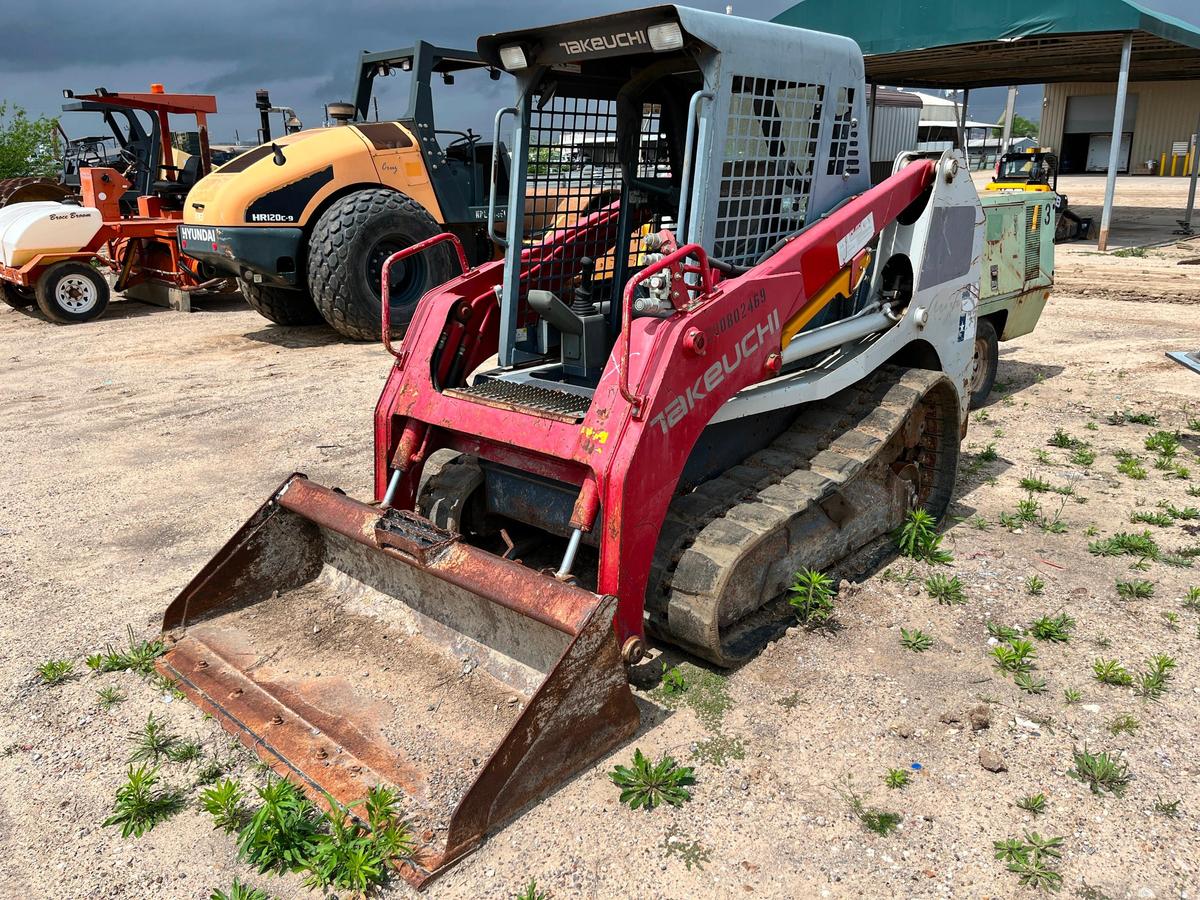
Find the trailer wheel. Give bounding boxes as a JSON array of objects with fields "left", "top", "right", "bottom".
[
  {"left": 238, "top": 278, "right": 326, "bottom": 326},
  {"left": 34, "top": 261, "right": 110, "bottom": 323},
  {"left": 0, "top": 281, "right": 35, "bottom": 309},
  {"left": 307, "top": 188, "right": 454, "bottom": 341},
  {"left": 967, "top": 318, "right": 999, "bottom": 409}
]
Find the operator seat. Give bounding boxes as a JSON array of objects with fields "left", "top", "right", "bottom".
[{"left": 152, "top": 155, "right": 202, "bottom": 210}]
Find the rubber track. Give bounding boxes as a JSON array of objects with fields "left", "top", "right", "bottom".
[{"left": 647, "top": 366, "right": 959, "bottom": 666}]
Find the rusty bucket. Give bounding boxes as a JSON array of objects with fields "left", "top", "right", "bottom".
[{"left": 157, "top": 475, "right": 639, "bottom": 888}]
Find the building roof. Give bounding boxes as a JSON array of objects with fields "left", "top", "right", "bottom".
[
  {"left": 871, "top": 87, "right": 923, "bottom": 108},
  {"left": 773, "top": 0, "right": 1200, "bottom": 88}
]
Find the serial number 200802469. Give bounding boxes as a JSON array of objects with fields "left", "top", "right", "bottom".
[{"left": 714, "top": 288, "right": 767, "bottom": 336}]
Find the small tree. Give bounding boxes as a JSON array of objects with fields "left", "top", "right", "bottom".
[
  {"left": 992, "top": 113, "right": 1039, "bottom": 140},
  {"left": 0, "top": 102, "right": 61, "bottom": 179}
]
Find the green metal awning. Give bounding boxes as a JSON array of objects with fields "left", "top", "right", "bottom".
[{"left": 773, "top": 0, "right": 1200, "bottom": 88}]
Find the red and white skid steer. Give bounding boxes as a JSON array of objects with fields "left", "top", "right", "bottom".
[{"left": 155, "top": 5, "right": 984, "bottom": 887}]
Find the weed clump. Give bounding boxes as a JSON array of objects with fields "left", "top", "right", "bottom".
[
  {"left": 895, "top": 509, "right": 952, "bottom": 564},
  {"left": 789, "top": 567, "right": 836, "bottom": 628},
  {"left": 610, "top": 749, "right": 695, "bottom": 810},
  {"left": 993, "top": 831, "right": 1064, "bottom": 891},
  {"left": 840, "top": 779, "right": 902, "bottom": 836},
  {"left": 237, "top": 778, "right": 322, "bottom": 874},
  {"left": 1070, "top": 747, "right": 1131, "bottom": 796},
  {"left": 1116, "top": 579, "right": 1154, "bottom": 600},
  {"left": 87, "top": 625, "right": 165, "bottom": 675},
  {"left": 103, "top": 764, "right": 184, "bottom": 837},
  {"left": 1088, "top": 531, "right": 1159, "bottom": 560},
  {"left": 1134, "top": 654, "right": 1176, "bottom": 700},
  {"left": 1092, "top": 658, "right": 1133, "bottom": 687},
  {"left": 900, "top": 627, "right": 932, "bottom": 652},
  {"left": 1029, "top": 612, "right": 1074, "bottom": 643},
  {"left": 1016, "top": 793, "right": 1046, "bottom": 816},
  {"left": 201, "top": 779, "right": 248, "bottom": 833},
  {"left": 650, "top": 662, "right": 732, "bottom": 730},
  {"left": 992, "top": 638, "right": 1037, "bottom": 674},
  {"left": 926, "top": 573, "right": 966, "bottom": 605},
  {"left": 303, "top": 786, "right": 416, "bottom": 894},
  {"left": 37, "top": 659, "right": 76, "bottom": 685},
  {"left": 210, "top": 880, "right": 269, "bottom": 900}
]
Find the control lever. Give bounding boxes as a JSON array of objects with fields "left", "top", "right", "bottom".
[
  {"left": 571, "top": 257, "right": 596, "bottom": 314},
  {"left": 528, "top": 257, "right": 607, "bottom": 380},
  {"left": 528, "top": 290, "right": 583, "bottom": 335}
]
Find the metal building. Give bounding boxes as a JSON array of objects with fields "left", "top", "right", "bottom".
[
  {"left": 866, "top": 88, "right": 921, "bottom": 182},
  {"left": 774, "top": 0, "right": 1200, "bottom": 246},
  {"left": 1042, "top": 81, "right": 1200, "bottom": 175}
]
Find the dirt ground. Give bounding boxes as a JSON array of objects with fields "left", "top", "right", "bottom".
[{"left": 2, "top": 215, "right": 1199, "bottom": 899}]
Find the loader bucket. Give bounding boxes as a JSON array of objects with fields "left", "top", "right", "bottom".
[{"left": 157, "top": 475, "right": 639, "bottom": 888}]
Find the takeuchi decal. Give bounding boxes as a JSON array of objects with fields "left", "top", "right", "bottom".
[
  {"left": 559, "top": 30, "right": 648, "bottom": 56},
  {"left": 649, "top": 308, "right": 781, "bottom": 435}
]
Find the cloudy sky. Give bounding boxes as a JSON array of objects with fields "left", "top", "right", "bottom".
[{"left": 5, "top": 0, "right": 1044, "bottom": 145}]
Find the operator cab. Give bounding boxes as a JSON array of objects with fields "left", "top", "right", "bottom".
[
  {"left": 346, "top": 43, "right": 510, "bottom": 261},
  {"left": 473, "top": 5, "right": 869, "bottom": 395}
]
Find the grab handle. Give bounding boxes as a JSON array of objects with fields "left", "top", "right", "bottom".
[{"left": 381, "top": 232, "right": 470, "bottom": 358}]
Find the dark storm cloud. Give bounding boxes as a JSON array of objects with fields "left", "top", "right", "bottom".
[{"left": 7, "top": 0, "right": 1038, "bottom": 143}]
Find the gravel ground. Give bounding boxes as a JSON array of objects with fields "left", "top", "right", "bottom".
[{"left": 1, "top": 231, "right": 1198, "bottom": 899}]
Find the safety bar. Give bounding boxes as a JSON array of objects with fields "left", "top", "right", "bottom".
[
  {"left": 619, "top": 243, "right": 713, "bottom": 414},
  {"left": 381, "top": 232, "right": 470, "bottom": 359},
  {"left": 488, "top": 106, "right": 518, "bottom": 250},
  {"left": 676, "top": 91, "right": 713, "bottom": 244}
]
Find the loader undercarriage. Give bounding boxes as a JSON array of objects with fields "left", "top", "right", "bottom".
[{"left": 417, "top": 366, "right": 960, "bottom": 666}]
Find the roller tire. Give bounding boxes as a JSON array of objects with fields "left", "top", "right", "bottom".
[
  {"left": 307, "top": 188, "right": 454, "bottom": 342},
  {"left": 238, "top": 278, "right": 325, "bottom": 326},
  {"left": 0, "top": 177, "right": 73, "bottom": 208}
]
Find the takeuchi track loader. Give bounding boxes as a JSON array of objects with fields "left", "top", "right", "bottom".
[{"left": 156, "top": 6, "right": 983, "bottom": 886}]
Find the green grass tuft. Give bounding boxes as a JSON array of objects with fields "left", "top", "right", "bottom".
[
  {"left": 37, "top": 659, "right": 76, "bottom": 686},
  {"left": 1069, "top": 747, "right": 1131, "bottom": 796},
  {"left": 610, "top": 749, "right": 695, "bottom": 810}
]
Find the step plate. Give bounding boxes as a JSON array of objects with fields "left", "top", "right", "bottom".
[{"left": 446, "top": 379, "right": 591, "bottom": 422}]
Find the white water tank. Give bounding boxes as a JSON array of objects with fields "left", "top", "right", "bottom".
[{"left": 0, "top": 202, "right": 103, "bottom": 268}]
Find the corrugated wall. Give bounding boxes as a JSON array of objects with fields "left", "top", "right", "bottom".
[
  {"left": 871, "top": 105, "right": 921, "bottom": 163},
  {"left": 1043, "top": 82, "right": 1200, "bottom": 174}
]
